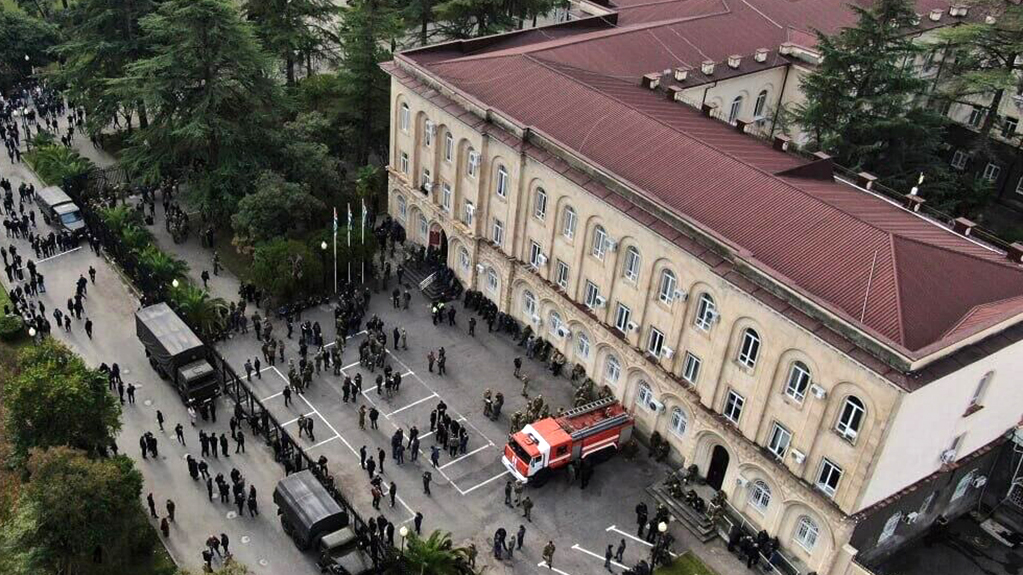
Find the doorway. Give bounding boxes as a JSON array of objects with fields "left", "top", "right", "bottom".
[{"left": 706, "top": 445, "right": 730, "bottom": 490}]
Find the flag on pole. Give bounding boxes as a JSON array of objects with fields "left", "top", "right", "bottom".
[
  {"left": 332, "top": 207, "right": 338, "bottom": 237},
  {"left": 347, "top": 204, "right": 352, "bottom": 246},
  {"left": 360, "top": 199, "right": 366, "bottom": 244}
]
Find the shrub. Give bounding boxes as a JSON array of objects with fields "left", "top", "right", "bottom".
[
  {"left": 0, "top": 315, "right": 24, "bottom": 341},
  {"left": 26, "top": 144, "right": 95, "bottom": 187},
  {"left": 251, "top": 239, "right": 323, "bottom": 302}
]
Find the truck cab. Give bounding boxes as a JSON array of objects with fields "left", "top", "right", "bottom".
[
  {"left": 35, "top": 186, "right": 85, "bottom": 239},
  {"left": 135, "top": 303, "right": 220, "bottom": 405}
]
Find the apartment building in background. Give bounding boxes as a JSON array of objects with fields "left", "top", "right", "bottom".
[{"left": 382, "top": 0, "right": 1023, "bottom": 573}]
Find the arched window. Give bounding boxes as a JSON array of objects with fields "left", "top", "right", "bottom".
[
  {"left": 424, "top": 119, "right": 435, "bottom": 146},
  {"left": 604, "top": 355, "right": 621, "bottom": 384},
  {"left": 466, "top": 147, "right": 479, "bottom": 178},
  {"left": 836, "top": 396, "right": 865, "bottom": 440},
  {"left": 669, "top": 407, "right": 688, "bottom": 436},
  {"left": 592, "top": 226, "right": 608, "bottom": 259},
  {"left": 728, "top": 95, "right": 744, "bottom": 124},
  {"left": 658, "top": 270, "right": 677, "bottom": 303},
  {"left": 754, "top": 89, "right": 768, "bottom": 118},
  {"left": 396, "top": 195, "right": 407, "bottom": 220},
  {"left": 749, "top": 480, "right": 771, "bottom": 512},
  {"left": 636, "top": 382, "right": 653, "bottom": 410},
  {"left": 486, "top": 268, "right": 498, "bottom": 294},
  {"left": 562, "top": 206, "right": 577, "bottom": 239},
  {"left": 444, "top": 132, "right": 454, "bottom": 161},
  {"left": 534, "top": 188, "right": 547, "bottom": 220},
  {"left": 523, "top": 290, "right": 537, "bottom": 317},
  {"left": 549, "top": 310, "right": 563, "bottom": 336},
  {"left": 737, "top": 328, "right": 761, "bottom": 368},
  {"left": 623, "top": 246, "right": 641, "bottom": 281},
  {"left": 576, "top": 332, "right": 590, "bottom": 358},
  {"left": 794, "top": 516, "right": 820, "bottom": 551},
  {"left": 459, "top": 247, "right": 470, "bottom": 271},
  {"left": 495, "top": 165, "right": 509, "bottom": 198},
  {"left": 418, "top": 214, "right": 428, "bottom": 239},
  {"left": 785, "top": 361, "right": 812, "bottom": 402},
  {"left": 400, "top": 103, "right": 410, "bottom": 132},
  {"left": 694, "top": 294, "right": 717, "bottom": 330}
]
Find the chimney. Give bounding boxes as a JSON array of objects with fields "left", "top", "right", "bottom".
[
  {"left": 773, "top": 135, "right": 790, "bottom": 151},
  {"left": 667, "top": 86, "right": 684, "bottom": 101},
  {"left": 701, "top": 60, "right": 715, "bottom": 75},
  {"left": 779, "top": 42, "right": 794, "bottom": 56},
  {"left": 985, "top": 15, "right": 997, "bottom": 24},
  {"left": 1007, "top": 243, "right": 1023, "bottom": 264},
  {"left": 727, "top": 55, "right": 742, "bottom": 69},
  {"left": 856, "top": 172, "right": 878, "bottom": 190},
  {"left": 952, "top": 217, "right": 977, "bottom": 236},
  {"left": 674, "top": 68, "right": 689, "bottom": 82},
  {"left": 912, "top": 13, "right": 921, "bottom": 25},
  {"left": 641, "top": 73, "right": 660, "bottom": 90},
  {"left": 701, "top": 103, "right": 715, "bottom": 117},
  {"left": 736, "top": 119, "right": 749, "bottom": 133},
  {"left": 929, "top": 8, "right": 942, "bottom": 21},
  {"left": 904, "top": 194, "right": 926, "bottom": 212},
  {"left": 950, "top": 4, "right": 968, "bottom": 17},
  {"left": 754, "top": 48, "right": 769, "bottom": 63}
]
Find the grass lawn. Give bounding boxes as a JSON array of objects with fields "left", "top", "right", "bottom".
[
  {"left": 214, "top": 233, "right": 253, "bottom": 282},
  {"left": 82, "top": 544, "right": 177, "bottom": 575},
  {"left": 655, "top": 552, "right": 719, "bottom": 575}
]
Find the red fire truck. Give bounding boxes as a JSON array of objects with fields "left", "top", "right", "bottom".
[{"left": 502, "top": 397, "right": 634, "bottom": 485}]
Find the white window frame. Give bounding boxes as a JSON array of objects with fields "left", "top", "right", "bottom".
[
  {"left": 400, "top": 151, "right": 410, "bottom": 174},
  {"left": 459, "top": 247, "right": 470, "bottom": 271},
  {"left": 529, "top": 240, "right": 543, "bottom": 268},
  {"left": 1002, "top": 117, "right": 1019, "bottom": 138},
  {"left": 694, "top": 294, "right": 716, "bottom": 331},
  {"left": 523, "top": 290, "right": 537, "bottom": 317},
  {"left": 424, "top": 120, "right": 435, "bottom": 147},
  {"left": 728, "top": 95, "right": 743, "bottom": 124},
  {"left": 396, "top": 195, "right": 407, "bottom": 220},
  {"left": 768, "top": 422, "right": 792, "bottom": 459},
  {"left": 421, "top": 168, "right": 432, "bottom": 190},
  {"left": 604, "top": 355, "right": 621, "bottom": 384},
  {"left": 970, "top": 371, "right": 993, "bottom": 408},
  {"left": 584, "top": 280, "right": 600, "bottom": 309},
  {"left": 444, "top": 132, "right": 453, "bottom": 161},
  {"left": 441, "top": 182, "right": 452, "bottom": 211},
  {"left": 950, "top": 149, "right": 968, "bottom": 170},
  {"left": 636, "top": 383, "right": 654, "bottom": 411},
  {"left": 682, "top": 352, "right": 701, "bottom": 385},
  {"left": 754, "top": 90, "right": 768, "bottom": 118},
  {"left": 785, "top": 362, "right": 812, "bottom": 402},
  {"left": 623, "top": 246, "right": 641, "bottom": 282},
  {"left": 576, "top": 332, "right": 590, "bottom": 358},
  {"left": 400, "top": 103, "right": 410, "bottom": 133},
  {"left": 982, "top": 162, "right": 1002, "bottom": 182},
  {"left": 724, "top": 390, "right": 744, "bottom": 424},
  {"left": 418, "top": 214, "right": 428, "bottom": 240},
  {"left": 467, "top": 149, "right": 480, "bottom": 178},
  {"left": 748, "top": 480, "right": 771, "bottom": 513},
  {"left": 592, "top": 226, "right": 608, "bottom": 259},
  {"left": 555, "top": 260, "right": 569, "bottom": 289},
  {"left": 534, "top": 188, "right": 547, "bottom": 220},
  {"left": 486, "top": 268, "right": 498, "bottom": 294},
  {"left": 737, "top": 328, "right": 761, "bottom": 369},
  {"left": 836, "top": 396, "right": 865, "bottom": 441},
  {"left": 647, "top": 327, "right": 665, "bottom": 356},
  {"left": 794, "top": 517, "right": 819, "bottom": 551},
  {"left": 562, "top": 206, "right": 577, "bottom": 239},
  {"left": 669, "top": 407, "right": 688, "bottom": 436},
  {"left": 614, "top": 303, "right": 632, "bottom": 333},
  {"left": 658, "top": 270, "right": 677, "bottom": 304},
  {"left": 817, "top": 459, "right": 842, "bottom": 498},
  {"left": 968, "top": 106, "right": 985, "bottom": 128},
  {"left": 495, "top": 166, "right": 509, "bottom": 198},
  {"left": 491, "top": 219, "right": 504, "bottom": 246},
  {"left": 463, "top": 201, "right": 474, "bottom": 226},
  {"left": 549, "top": 311, "right": 564, "bottom": 336}
]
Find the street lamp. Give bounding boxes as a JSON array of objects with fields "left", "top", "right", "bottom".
[
  {"left": 171, "top": 278, "right": 180, "bottom": 289},
  {"left": 399, "top": 525, "right": 408, "bottom": 553},
  {"left": 28, "top": 326, "right": 37, "bottom": 343},
  {"left": 650, "top": 521, "right": 668, "bottom": 569}
]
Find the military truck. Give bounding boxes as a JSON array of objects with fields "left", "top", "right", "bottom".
[
  {"left": 274, "top": 470, "right": 376, "bottom": 574},
  {"left": 135, "top": 303, "right": 220, "bottom": 405},
  {"left": 35, "top": 186, "right": 86, "bottom": 239}
]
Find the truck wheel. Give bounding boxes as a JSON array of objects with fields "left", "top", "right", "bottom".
[{"left": 531, "top": 467, "right": 552, "bottom": 487}]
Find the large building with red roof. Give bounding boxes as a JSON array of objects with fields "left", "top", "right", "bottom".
[{"left": 383, "top": 0, "right": 1023, "bottom": 572}]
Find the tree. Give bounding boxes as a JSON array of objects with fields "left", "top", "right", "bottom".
[
  {"left": 49, "top": 0, "right": 158, "bottom": 135},
  {"left": 251, "top": 238, "right": 324, "bottom": 301},
  {"left": 796, "top": 0, "right": 950, "bottom": 191},
  {"left": 433, "top": 0, "right": 510, "bottom": 39},
  {"left": 232, "top": 171, "right": 325, "bottom": 248},
  {"left": 169, "top": 283, "right": 228, "bottom": 338},
  {"left": 937, "top": 1, "right": 1023, "bottom": 157},
  {"left": 336, "top": 0, "right": 401, "bottom": 165},
  {"left": 401, "top": 531, "right": 476, "bottom": 575},
  {"left": 112, "top": 0, "right": 277, "bottom": 220},
  {"left": 3, "top": 340, "right": 121, "bottom": 457},
  {"left": 0, "top": 8, "right": 58, "bottom": 92},
  {"left": 0, "top": 447, "right": 152, "bottom": 575},
  {"left": 136, "top": 245, "right": 189, "bottom": 288},
  {"left": 243, "top": 0, "right": 336, "bottom": 85},
  {"left": 271, "top": 112, "right": 343, "bottom": 200}
]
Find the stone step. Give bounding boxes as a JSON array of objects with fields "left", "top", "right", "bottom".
[{"left": 647, "top": 484, "right": 719, "bottom": 543}]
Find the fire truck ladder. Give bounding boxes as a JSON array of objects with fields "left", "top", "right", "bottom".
[
  {"left": 560, "top": 397, "right": 616, "bottom": 420},
  {"left": 559, "top": 397, "right": 631, "bottom": 441}
]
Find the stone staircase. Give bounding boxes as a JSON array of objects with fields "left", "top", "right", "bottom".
[
  {"left": 400, "top": 262, "right": 448, "bottom": 302},
  {"left": 647, "top": 482, "right": 719, "bottom": 543}
]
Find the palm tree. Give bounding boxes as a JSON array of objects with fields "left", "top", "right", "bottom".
[
  {"left": 170, "top": 283, "right": 227, "bottom": 338},
  {"left": 119, "top": 223, "right": 155, "bottom": 252},
  {"left": 100, "top": 205, "right": 144, "bottom": 235},
  {"left": 401, "top": 531, "right": 478, "bottom": 575},
  {"left": 137, "top": 245, "right": 188, "bottom": 287}
]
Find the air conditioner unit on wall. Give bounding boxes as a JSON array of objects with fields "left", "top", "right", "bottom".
[
  {"left": 791, "top": 449, "right": 806, "bottom": 464},
  {"left": 661, "top": 347, "right": 675, "bottom": 359},
  {"left": 531, "top": 315, "right": 541, "bottom": 325},
  {"left": 973, "top": 475, "right": 988, "bottom": 489},
  {"left": 537, "top": 253, "right": 548, "bottom": 266},
  {"left": 735, "top": 476, "right": 748, "bottom": 487},
  {"left": 606, "top": 238, "right": 619, "bottom": 252},
  {"left": 476, "top": 264, "right": 485, "bottom": 273},
  {"left": 627, "top": 321, "right": 639, "bottom": 332},
  {"left": 594, "top": 295, "right": 607, "bottom": 308},
  {"left": 557, "top": 326, "right": 572, "bottom": 339},
  {"left": 810, "top": 384, "right": 827, "bottom": 399},
  {"left": 674, "top": 290, "right": 689, "bottom": 302},
  {"left": 648, "top": 399, "right": 665, "bottom": 413}
]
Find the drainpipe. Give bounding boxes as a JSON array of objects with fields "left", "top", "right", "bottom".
[
  {"left": 700, "top": 81, "right": 718, "bottom": 109},
  {"left": 770, "top": 64, "right": 791, "bottom": 136}
]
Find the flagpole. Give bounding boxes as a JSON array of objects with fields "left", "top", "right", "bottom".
[
  {"left": 347, "top": 203, "right": 352, "bottom": 285},
  {"left": 360, "top": 199, "right": 366, "bottom": 285},
  {"left": 332, "top": 207, "right": 338, "bottom": 294}
]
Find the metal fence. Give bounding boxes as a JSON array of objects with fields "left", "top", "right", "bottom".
[{"left": 714, "top": 501, "right": 803, "bottom": 575}]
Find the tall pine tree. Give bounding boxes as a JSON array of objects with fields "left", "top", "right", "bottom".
[{"left": 243, "top": 0, "right": 337, "bottom": 85}]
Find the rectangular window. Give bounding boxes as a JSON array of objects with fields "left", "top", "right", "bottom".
[
  {"left": 647, "top": 327, "right": 665, "bottom": 356},
  {"left": 768, "top": 423, "right": 792, "bottom": 459},
  {"left": 562, "top": 208, "right": 576, "bottom": 239},
  {"left": 817, "top": 459, "right": 843, "bottom": 497},
  {"left": 441, "top": 182, "right": 452, "bottom": 211},
  {"left": 1003, "top": 117, "right": 1019, "bottom": 139},
  {"left": 496, "top": 167, "right": 509, "bottom": 198},
  {"left": 682, "top": 352, "right": 701, "bottom": 384},
  {"left": 614, "top": 303, "right": 632, "bottom": 333},
  {"left": 467, "top": 151, "right": 480, "bottom": 178},
  {"left": 444, "top": 132, "right": 453, "bottom": 161},
  {"left": 400, "top": 104, "right": 410, "bottom": 132},
  {"left": 983, "top": 163, "right": 1002, "bottom": 182},
  {"left": 491, "top": 219, "right": 504, "bottom": 246},
  {"left": 400, "top": 151, "right": 409, "bottom": 174},
  {"left": 584, "top": 281, "right": 600, "bottom": 308},
  {"left": 968, "top": 106, "right": 986, "bottom": 128},
  {"left": 555, "top": 260, "right": 569, "bottom": 289},
  {"left": 694, "top": 295, "right": 717, "bottom": 331},
  {"left": 950, "top": 149, "right": 968, "bottom": 170},
  {"left": 724, "top": 390, "right": 744, "bottom": 424},
  {"left": 529, "top": 241, "right": 543, "bottom": 267},
  {"left": 424, "top": 120, "right": 435, "bottom": 147},
  {"left": 421, "top": 168, "right": 432, "bottom": 192},
  {"left": 463, "top": 201, "right": 474, "bottom": 226},
  {"left": 534, "top": 189, "right": 547, "bottom": 220}
]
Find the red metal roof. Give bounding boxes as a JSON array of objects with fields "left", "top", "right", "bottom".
[{"left": 394, "top": 0, "right": 1023, "bottom": 358}]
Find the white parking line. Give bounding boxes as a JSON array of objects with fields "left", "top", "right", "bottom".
[
  {"left": 261, "top": 391, "right": 284, "bottom": 402},
  {"left": 386, "top": 393, "right": 437, "bottom": 417},
  {"left": 537, "top": 561, "right": 573, "bottom": 575},
  {"left": 37, "top": 247, "right": 82, "bottom": 264},
  {"left": 438, "top": 445, "right": 489, "bottom": 470},
  {"left": 281, "top": 412, "right": 316, "bottom": 426},
  {"left": 572, "top": 544, "right": 627, "bottom": 569},
  {"left": 605, "top": 525, "right": 678, "bottom": 556},
  {"left": 401, "top": 370, "right": 413, "bottom": 377},
  {"left": 307, "top": 435, "right": 342, "bottom": 450},
  {"left": 460, "top": 470, "right": 510, "bottom": 495}
]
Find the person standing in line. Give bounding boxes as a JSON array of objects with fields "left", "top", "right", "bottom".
[
  {"left": 543, "top": 541, "right": 556, "bottom": 569},
  {"left": 615, "top": 538, "right": 627, "bottom": 563},
  {"left": 604, "top": 544, "right": 615, "bottom": 572}
]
